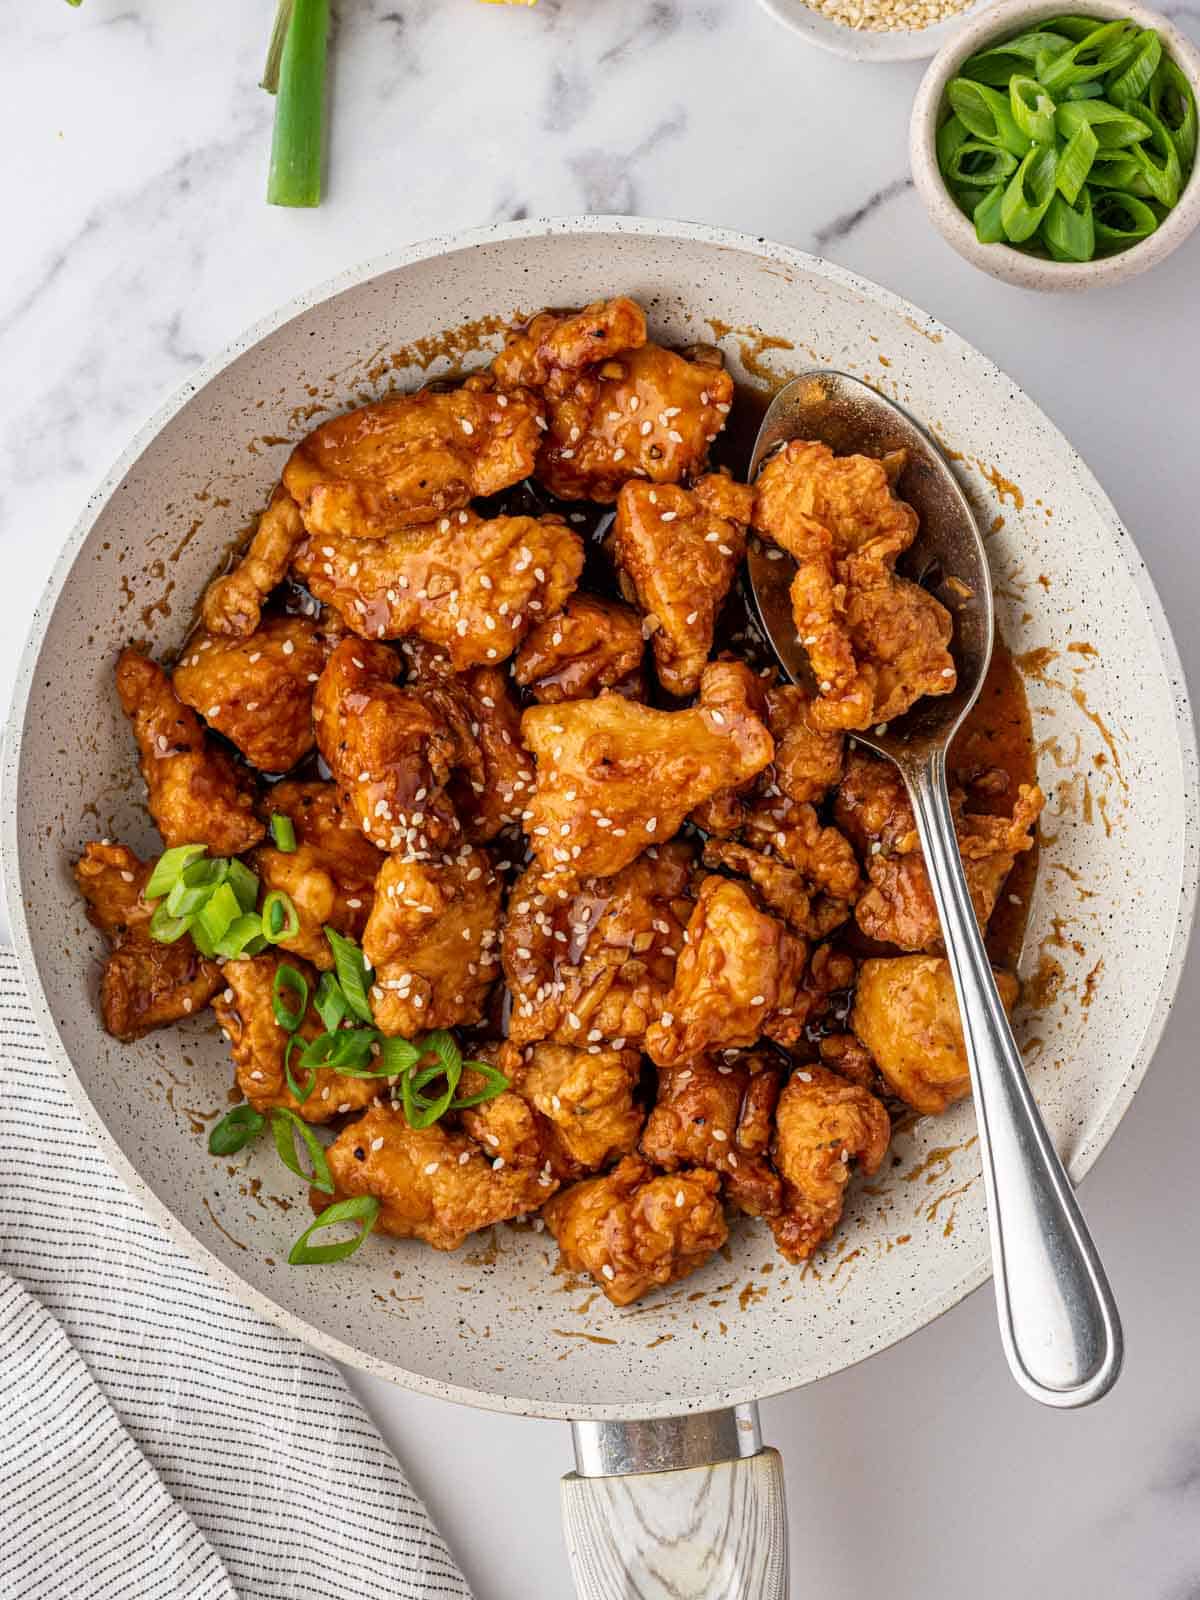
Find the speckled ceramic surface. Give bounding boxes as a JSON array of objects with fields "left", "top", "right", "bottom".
[
  {"left": 911, "top": 0, "right": 1200, "bottom": 290},
  {"left": 4, "top": 218, "right": 1197, "bottom": 1421}
]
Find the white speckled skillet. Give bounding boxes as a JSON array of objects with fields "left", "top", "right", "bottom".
[{"left": 4, "top": 218, "right": 1197, "bottom": 1598}]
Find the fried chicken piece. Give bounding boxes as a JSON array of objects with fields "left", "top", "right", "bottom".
[
  {"left": 73, "top": 841, "right": 223, "bottom": 1041},
  {"left": 754, "top": 440, "right": 954, "bottom": 732},
  {"left": 521, "top": 660, "right": 773, "bottom": 881},
  {"left": 512, "top": 593, "right": 645, "bottom": 704},
  {"left": 493, "top": 299, "right": 734, "bottom": 502},
  {"left": 818, "top": 1033, "right": 882, "bottom": 1093},
  {"left": 644, "top": 876, "right": 808, "bottom": 1065},
  {"left": 314, "top": 639, "right": 461, "bottom": 854},
  {"left": 201, "top": 485, "right": 306, "bottom": 637},
  {"left": 322, "top": 1106, "right": 553, "bottom": 1251},
  {"left": 513, "top": 1041, "right": 645, "bottom": 1170},
  {"left": 400, "top": 642, "right": 535, "bottom": 843},
  {"left": 834, "top": 749, "right": 1043, "bottom": 950},
  {"left": 852, "top": 955, "right": 1019, "bottom": 1115},
  {"left": 251, "top": 781, "right": 383, "bottom": 969},
  {"left": 450, "top": 1048, "right": 568, "bottom": 1184},
  {"left": 766, "top": 684, "right": 844, "bottom": 805},
  {"left": 503, "top": 841, "right": 694, "bottom": 1048},
  {"left": 172, "top": 612, "right": 328, "bottom": 774},
  {"left": 543, "top": 1154, "right": 727, "bottom": 1306},
  {"left": 291, "top": 510, "right": 583, "bottom": 668},
  {"left": 282, "top": 375, "right": 545, "bottom": 538},
  {"left": 362, "top": 848, "right": 502, "bottom": 1037},
  {"left": 703, "top": 795, "right": 861, "bottom": 939},
  {"left": 640, "top": 1053, "right": 784, "bottom": 1219},
  {"left": 768, "top": 1064, "right": 891, "bottom": 1262},
  {"left": 115, "top": 649, "right": 264, "bottom": 856},
  {"left": 212, "top": 953, "right": 376, "bottom": 1124},
  {"left": 613, "top": 474, "right": 752, "bottom": 697}
]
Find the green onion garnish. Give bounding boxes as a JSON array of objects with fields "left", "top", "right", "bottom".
[
  {"left": 1149, "top": 57, "right": 1198, "bottom": 169},
  {"left": 1010, "top": 75, "right": 1058, "bottom": 143},
  {"left": 1044, "top": 187, "right": 1096, "bottom": 259},
  {"left": 208, "top": 1104, "right": 266, "bottom": 1157},
  {"left": 1057, "top": 120, "right": 1100, "bottom": 202},
  {"left": 294, "top": 1027, "right": 378, "bottom": 1074},
  {"left": 149, "top": 901, "right": 192, "bottom": 944},
  {"left": 195, "top": 881, "right": 244, "bottom": 948},
  {"left": 947, "top": 78, "right": 1030, "bottom": 155},
  {"left": 271, "top": 1107, "right": 334, "bottom": 1194},
  {"left": 214, "top": 915, "right": 269, "bottom": 961},
  {"left": 288, "top": 1195, "right": 379, "bottom": 1265},
  {"left": 1001, "top": 143, "right": 1059, "bottom": 241},
  {"left": 145, "top": 844, "right": 207, "bottom": 901},
  {"left": 323, "top": 927, "right": 375, "bottom": 1024},
  {"left": 449, "top": 1060, "right": 512, "bottom": 1110},
  {"left": 284, "top": 1036, "right": 317, "bottom": 1105},
  {"left": 226, "top": 858, "right": 260, "bottom": 914},
  {"left": 266, "top": 0, "right": 329, "bottom": 209},
  {"left": 272, "top": 963, "right": 310, "bottom": 1032},
  {"left": 262, "top": 890, "right": 301, "bottom": 944},
  {"left": 314, "top": 971, "right": 351, "bottom": 1034},
  {"left": 270, "top": 813, "right": 298, "bottom": 852}
]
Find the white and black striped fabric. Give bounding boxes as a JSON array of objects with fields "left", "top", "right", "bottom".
[{"left": 0, "top": 950, "right": 472, "bottom": 1600}]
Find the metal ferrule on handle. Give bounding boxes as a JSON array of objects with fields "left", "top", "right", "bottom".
[
  {"left": 908, "top": 749, "right": 1124, "bottom": 1407},
  {"left": 563, "top": 1403, "right": 788, "bottom": 1599}
]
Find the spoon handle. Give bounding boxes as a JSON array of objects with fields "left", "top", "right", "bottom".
[{"left": 905, "top": 750, "right": 1123, "bottom": 1407}]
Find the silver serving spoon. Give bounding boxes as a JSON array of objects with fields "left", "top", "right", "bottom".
[{"left": 747, "top": 369, "right": 1122, "bottom": 1408}]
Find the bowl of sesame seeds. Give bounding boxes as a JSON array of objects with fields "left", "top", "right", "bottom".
[{"left": 756, "top": 0, "right": 983, "bottom": 64}]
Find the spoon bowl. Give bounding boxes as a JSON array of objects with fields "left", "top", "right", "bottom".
[{"left": 746, "top": 369, "right": 1124, "bottom": 1408}]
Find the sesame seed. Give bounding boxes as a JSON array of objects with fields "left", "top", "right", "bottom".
[
  {"left": 601, "top": 1264, "right": 615, "bottom": 1281},
  {"left": 424, "top": 1161, "right": 440, "bottom": 1175},
  {"left": 371, "top": 1136, "right": 384, "bottom": 1151},
  {"left": 750, "top": 995, "right": 765, "bottom": 1007},
  {"left": 712, "top": 1128, "right": 728, "bottom": 1142}
]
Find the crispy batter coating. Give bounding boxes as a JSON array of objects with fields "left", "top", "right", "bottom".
[
  {"left": 641, "top": 1053, "right": 784, "bottom": 1219},
  {"left": 754, "top": 440, "right": 955, "bottom": 732},
  {"left": 852, "top": 955, "right": 1019, "bottom": 1115},
  {"left": 766, "top": 684, "right": 845, "bottom": 805},
  {"left": 817, "top": 1032, "right": 882, "bottom": 1093},
  {"left": 493, "top": 299, "right": 734, "bottom": 502},
  {"left": 362, "top": 848, "right": 502, "bottom": 1037},
  {"left": 520, "top": 660, "right": 773, "bottom": 881},
  {"left": 323, "top": 1105, "right": 553, "bottom": 1251},
  {"left": 835, "top": 749, "right": 1043, "bottom": 950},
  {"left": 173, "top": 612, "right": 328, "bottom": 773},
  {"left": 768, "top": 1064, "right": 890, "bottom": 1262},
  {"left": 282, "top": 375, "right": 545, "bottom": 538},
  {"left": 703, "top": 795, "right": 861, "bottom": 939},
  {"left": 613, "top": 473, "right": 752, "bottom": 697},
  {"left": 543, "top": 1154, "right": 727, "bottom": 1306},
  {"left": 514, "top": 1041, "right": 645, "bottom": 1170},
  {"left": 512, "top": 593, "right": 645, "bottom": 704},
  {"left": 74, "top": 841, "right": 223, "bottom": 1041},
  {"left": 644, "top": 876, "right": 808, "bottom": 1065},
  {"left": 212, "top": 952, "right": 376, "bottom": 1124},
  {"left": 201, "top": 485, "right": 306, "bottom": 637},
  {"left": 400, "top": 642, "right": 535, "bottom": 843},
  {"left": 291, "top": 510, "right": 583, "bottom": 668},
  {"left": 251, "top": 781, "right": 383, "bottom": 969},
  {"left": 115, "top": 649, "right": 264, "bottom": 856},
  {"left": 314, "top": 639, "right": 461, "bottom": 854},
  {"left": 503, "top": 842, "right": 694, "bottom": 1048}
]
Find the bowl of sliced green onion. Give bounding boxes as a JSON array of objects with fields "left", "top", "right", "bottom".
[{"left": 911, "top": 0, "right": 1200, "bottom": 286}]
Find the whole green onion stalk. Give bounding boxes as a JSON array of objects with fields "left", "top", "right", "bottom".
[{"left": 265, "top": 0, "right": 329, "bottom": 208}]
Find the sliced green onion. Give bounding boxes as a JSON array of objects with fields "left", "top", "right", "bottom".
[
  {"left": 972, "top": 183, "right": 1008, "bottom": 242},
  {"left": 1106, "top": 28, "right": 1162, "bottom": 107},
  {"left": 288, "top": 1195, "right": 379, "bottom": 1265},
  {"left": 1057, "top": 120, "right": 1099, "bottom": 201},
  {"left": 261, "top": 0, "right": 294, "bottom": 92},
  {"left": 145, "top": 845, "right": 208, "bottom": 900},
  {"left": 1038, "top": 20, "right": 1139, "bottom": 95},
  {"left": 945, "top": 139, "right": 1020, "bottom": 187},
  {"left": 314, "top": 971, "right": 351, "bottom": 1034},
  {"left": 225, "top": 859, "right": 260, "bottom": 915},
  {"left": 272, "top": 963, "right": 309, "bottom": 1032},
  {"left": 1092, "top": 189, "right": 1160, "bottom": 248},
  {"left": 1010, "top": 76, "right": 1057, "bottom": 145},
  {"left": 1044, "top": 15, "right": 1112, "bottom": 41},
  {"left": 961, "top": 31, "right": 1071, "bottom": 85},
  {"left": 378, "top": 1036, "right": 422, "bottom": 1076},
  {"left": 1087, "top": 153, "right": 1143, "bottom": 188},
  {"left": 284, "top": 1036, "right": 317, "bottom": 1105},
  {"left": 149, "top": 901, "right": 192, "bottom": 944},
  {"left": 164, "top": 858, "right": 227, "bottom": 917},
  {"left": 1056, "top": 97, "right": 1151, "bottom": 148},
  {"left": 267, "top": 0, "right": 329, "bottom": 208},
  {"left": 195, "top": 881, "right": 243, "bottom": 948},
  {"left": 189, "top": 919, "right": 219, "bottom": 960},
  {"left": 270, "top": 1106, "right": 334, "bottom": 1194},
  {"left": 263, "top": 890, "right": 301, "bottom": 943},
  {"left": 450, "top": 1061, "right": 511, "bottom": 1110},
  {"left": 946, "top": 78, "right": 1030, "bottom": 155},
  {"left": 323, "top": 927, "right": 375, "bottom": 1024},
  {"left": 1131, "top": 106, "right": 1183, "bottom": 206},
  {"left": 296, "top": 1027, "right": 379, "bottom": 1074},
  {"left": 1044, "top": 188, "right": 1096, "bottom": 259},
  {"left": 1148, "top": 57, "right": 1197, "bottom": 171},
  {"left": 270, "top": 813, "right": 298, "bottom": 852},
  {"left": 937, "top": 114, "right": 970, "bottom": 173},
  {"left": 1064, "top": 80, "right": 1106, "bottom": 100},
  {"left": 214, "top": 915, "right": 269, "bottom": 961},
  {"left": 1001, "top": 143, "right": 1059, "bottom": 241},
  {"left": 208, "top": 1104, "right": 266, "bottom": 1157}
]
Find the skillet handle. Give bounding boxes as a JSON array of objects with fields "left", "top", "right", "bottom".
[{"left": 562, "top": 1406, "right": 787, "bottom": 1599}]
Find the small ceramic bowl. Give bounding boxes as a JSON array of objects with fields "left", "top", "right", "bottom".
[
  {"left": 910, "top": 0, "right": 1200, "bottom": 288},
  {"left": 757, "top": 0, "right": 985, "bottom": 65}
]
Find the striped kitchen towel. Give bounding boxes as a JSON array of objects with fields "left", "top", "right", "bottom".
[{"left": 0, "top": 948, "right": 472, "bottom": 1600}]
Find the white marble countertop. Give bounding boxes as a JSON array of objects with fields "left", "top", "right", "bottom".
[{"left": 5, "top": 2, "right": 1200, "bottom": 1596}]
